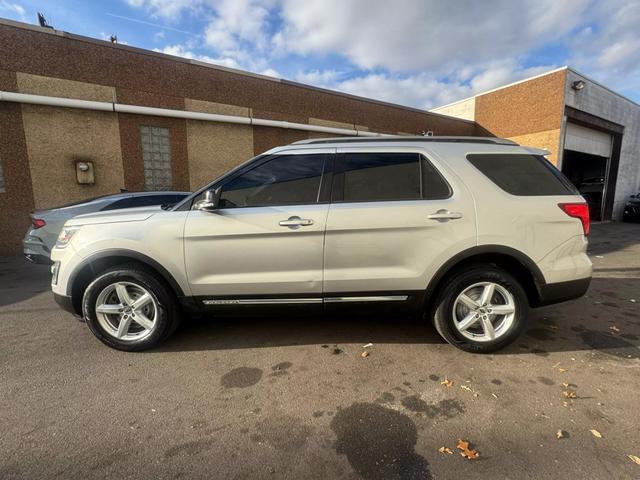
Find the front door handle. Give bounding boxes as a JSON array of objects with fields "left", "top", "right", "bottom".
[
  {"left": 427, "top": 210, "right": 463, "bottom": 220},
  {"left": 279, "top": 216, "right": 314, "bottom": 227}
]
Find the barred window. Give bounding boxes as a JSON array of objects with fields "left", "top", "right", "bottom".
[{"left": 141, "top": 126, "right": 172, "bottom": 191}]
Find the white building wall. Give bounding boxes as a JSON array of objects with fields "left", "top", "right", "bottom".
[
  {"left": 564, "top": 69, "right": 640, "bottom": 219},
  {"left": 430, "top": 97, "right": 476, "bottom": 121}
]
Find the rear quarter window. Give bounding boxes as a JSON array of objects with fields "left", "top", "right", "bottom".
[{"left": 467, "top": 153, "right": 579, "bottom": 196}]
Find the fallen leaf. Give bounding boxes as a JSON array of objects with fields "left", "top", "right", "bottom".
[
  {"left": 590, "top": 429, "right": 602, "bottom": 438},
  {"left": 563, "top": 390, "right": 577, "bottom": 399},
  {"left": 438, "top": 446, "right": 453, "bottom": 455},
  {"left": 361, "top": 351, "right": 369, "bottom": 358},
  {"left": 441, "top": 377, "right": 454, "bottom": 388},
  {"left": 556, "top": 429, "right": 566, "bottom": 439},
  {"left": 558, "top": 368, "right": 568, "bottom": 373},
  {"left": 630, "top": 299, "right": 637, "bottom": 303},
  {"left": 628, "top": 455, "right": 640, "bottom": 465},
  {"left": 457, "top": 439, "right": 479, "bottom": 460},
  {"left": 491, "top": 393, "right": 498, "bottom": 399},
  {"left": 362, "top": 343, "right": 373, "bottom": 348},
  {"left": 561, "top": 382, "right": 569, "bottom": 388},
  {"left": 461, "top": 385, "right": 472, "bottom": 392}
]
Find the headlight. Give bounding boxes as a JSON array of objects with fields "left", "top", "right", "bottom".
[{"left": 56, "top": 226, "right": 80, "bottom": 248}]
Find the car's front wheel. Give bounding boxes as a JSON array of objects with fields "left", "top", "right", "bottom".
[
  {"left": 82, "top": 264, "right": 180, "bottom": 351},
  {"left": 432, "top": 266, "right": 528, "bottom": 353}
]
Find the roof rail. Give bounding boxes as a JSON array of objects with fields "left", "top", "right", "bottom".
[{"left": 292, "top": 136, "right": 519, "bottom": 146}]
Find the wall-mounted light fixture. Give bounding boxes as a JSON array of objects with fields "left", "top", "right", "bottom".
[{"left": 571, "top": 80, "right": 586, "bottom": 91}]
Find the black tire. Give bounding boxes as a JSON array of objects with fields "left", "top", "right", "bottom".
[
  {"left": 431, "top": 266, "right": 528, "bottom": 353},
  {"left": 82, "top": 263, "right": 181, "bottom": 351}
]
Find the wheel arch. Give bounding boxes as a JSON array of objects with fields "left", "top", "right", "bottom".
[
  {"left": 424, "top": 245, "right": 546, "bottom": 313},
  {"left": 67, "top": 249, "right": 185, "bottom": 315}
]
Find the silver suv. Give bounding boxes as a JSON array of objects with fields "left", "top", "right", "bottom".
[{"left": 51, "top": 137, "right": 592, "bottom": 353}]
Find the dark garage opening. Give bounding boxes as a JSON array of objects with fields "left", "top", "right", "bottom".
[{"left": 562, "top": 149, "right": 608, "bottom": 221}]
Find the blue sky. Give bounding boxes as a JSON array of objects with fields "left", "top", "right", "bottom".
[{"left": 1, "top": 0, "right": 639, "bottom": 108}]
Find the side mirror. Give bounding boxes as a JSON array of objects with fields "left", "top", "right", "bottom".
[{"left": 194, "top": 187, "right": 221, "bottom": 212}]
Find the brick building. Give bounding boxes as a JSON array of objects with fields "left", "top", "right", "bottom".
[
  {"left": 1, "top": 18, "right": 638, "bottom": 256},
  {"left": 0, "top": 18, "right": 478, "bottom": 254},
  {"left": 433, "top": 67, "right": 640, "bottom": 223}
]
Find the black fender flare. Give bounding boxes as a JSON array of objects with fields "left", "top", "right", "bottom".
[
  {"left": 424, "top": 244, "right": 546, "bottom": 304},
  {"left": 67, "top": 249, "right": 185, "bottom": 297}
]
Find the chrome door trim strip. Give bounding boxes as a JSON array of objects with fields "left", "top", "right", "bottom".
[
  {"left": 202, "top": 296, "right": 409, "bottom": 305},
  {"left": 202, "top": 298, "right": 322, "bottom": 305},
  {"left": 323, "top": 295, "right": 408, "bottom": 303}
]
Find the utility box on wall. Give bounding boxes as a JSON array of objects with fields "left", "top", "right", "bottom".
[{"left": 75, "top": 160, "right": 95, "bottom": 185}]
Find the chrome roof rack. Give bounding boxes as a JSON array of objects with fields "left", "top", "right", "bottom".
[{"left": 292, "top": 136, "right": 519, "bottom": 146}]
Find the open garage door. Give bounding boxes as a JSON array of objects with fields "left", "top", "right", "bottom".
[{"left": 562, "top": 123, "right": 613, "bottom": 221}]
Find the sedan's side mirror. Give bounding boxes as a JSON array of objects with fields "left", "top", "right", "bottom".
[{"left": 194, "top": 187, "right": 221, "bottom": 212}]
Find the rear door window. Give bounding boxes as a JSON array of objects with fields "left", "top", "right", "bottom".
[
  {"left": 467, "top": 153, "right": 579, "bottom": 196},
  {"left": 333, "top": 152, "right": 450, "bottom": 202}
]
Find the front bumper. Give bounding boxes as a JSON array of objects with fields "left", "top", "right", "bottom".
[
  {"left": 53, "top": 292, "right": 81, "bottom": 317},
  {"left": 537, "top": 276, "right": 591, "bottom": 306}
]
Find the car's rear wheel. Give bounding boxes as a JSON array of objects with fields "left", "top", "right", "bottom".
[
  {"left": 82, "top": 264, "right": 180, "bottom": 351},
  {"left": 432, "top": 266, "right": 528, "bottom": 353}
]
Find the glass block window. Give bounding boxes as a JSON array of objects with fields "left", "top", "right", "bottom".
[
  {"left": 0, "top": 159, "right": 5, "bottom": 193},
  {"left": 141, "top": 126, "right": 172, "bottom": 191}
]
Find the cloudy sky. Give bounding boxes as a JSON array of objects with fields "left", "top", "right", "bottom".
[{"left": 2, "top": 0, "right": 639, "bottom": 108}]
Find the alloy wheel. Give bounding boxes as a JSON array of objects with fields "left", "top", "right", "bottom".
[
  {"left": 452, "top": 281, "right": 516, "bottom": 342},
  {"left": 94, "top": 281, "right": 158, "bottom": 341}
]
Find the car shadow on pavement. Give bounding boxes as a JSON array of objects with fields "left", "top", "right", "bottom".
[
  {"left": 0, "top": 257, "right": 51, "bottom": 307},
  {"left": 158, "top": 277, "right": 640, "bottom": 359}
]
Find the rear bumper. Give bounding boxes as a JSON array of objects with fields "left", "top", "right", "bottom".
[{"left": 537, "top": 276, "right": 591, "bottom": 306}]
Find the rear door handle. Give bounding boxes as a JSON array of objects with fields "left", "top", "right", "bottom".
[
  {"left": 279, "top": 216, "right": 314, "bottom": 227},
  {"left": 427, "top": 210, "right": 463, "bottom": 220}
]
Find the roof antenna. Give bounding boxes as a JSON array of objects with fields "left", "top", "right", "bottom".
[
  {"left": 109, "top": 34, "right": 118, "bottom": 44},
  {"left": 37, "top": 12, "right": 53, "bottom": 29}
]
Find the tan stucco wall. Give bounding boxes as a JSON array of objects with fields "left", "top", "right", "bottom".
[
  {"left": 506, "top": 128, "right": 562, "bottom": 166},
  {"left": 185, "top": 98, "right": 250, "bottom": 117},
  {"left": 16, "top": 72, "right": 115, "bottom": 102},
  {"left": 21, "top": 104, "right": 125, "bottom": 209},
  {"left": 185, "top": 99, "right": 254, "bottom": 190}
]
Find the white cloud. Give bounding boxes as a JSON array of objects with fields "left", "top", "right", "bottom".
[
  {"left": 568, "top": 0, "right": 640, "bottom": 95},
  {"left": 293, "top": 61, "right": 559, "bottom": 110},
  {"left": 127, "top": 0, "right": 640, "bottom": 107},
  {"left": 276, "top": 0, "right": 589, "bottom": 73},
  {"left": 155, "top": 44, "right": 241, "bottom": 69},
  {"left": 0, "top": 1, "right": 26, "bottom": 20}
]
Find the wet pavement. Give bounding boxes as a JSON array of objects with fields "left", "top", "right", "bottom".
[{"left": 1, "top": 222, "right": 639, "bottom": 479}]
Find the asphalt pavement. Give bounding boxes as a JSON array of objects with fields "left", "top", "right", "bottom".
[{"left": 1, "top": 222, "right": 639, "bottom": 479}]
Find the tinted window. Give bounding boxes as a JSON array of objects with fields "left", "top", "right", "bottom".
[
  {"left": 421, "top": 157, "right": 451, "bottom": 200},
  {"left": 101, "top": 198, "right": 132, "bottom": 211},
  {"left": 335, "top": 153, "right": 450, "bottom": 202},
  {"left": 219, "top": 154, "right": 325, "bottom": 208},
  {"left": 129, "top": 194, "right": 186, "bottom": 208},
  {"left": 467, "top": 154, "right": 579, "bottom": 196},
  {"left": 339, "top": 153, "right": 420, "bottom": 202}
]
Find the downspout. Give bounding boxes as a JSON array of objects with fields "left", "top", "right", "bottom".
[{"left": 0, "top": 90, "right": 386, "bottom": 137}]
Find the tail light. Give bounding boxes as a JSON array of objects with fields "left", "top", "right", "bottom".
[
  {"left": 558, "top": 203, "right": 590, "bottom": 236},
  {"left": 31, "top": 218, "right": 46, "bottom": 229}
]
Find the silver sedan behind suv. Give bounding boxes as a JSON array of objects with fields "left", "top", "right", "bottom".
[
  {"left": 50, "top": 137, "right": 592, "bottom": 353},
  {"left": 23, "top": 191, "right": 189, "bottom": 264}
]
